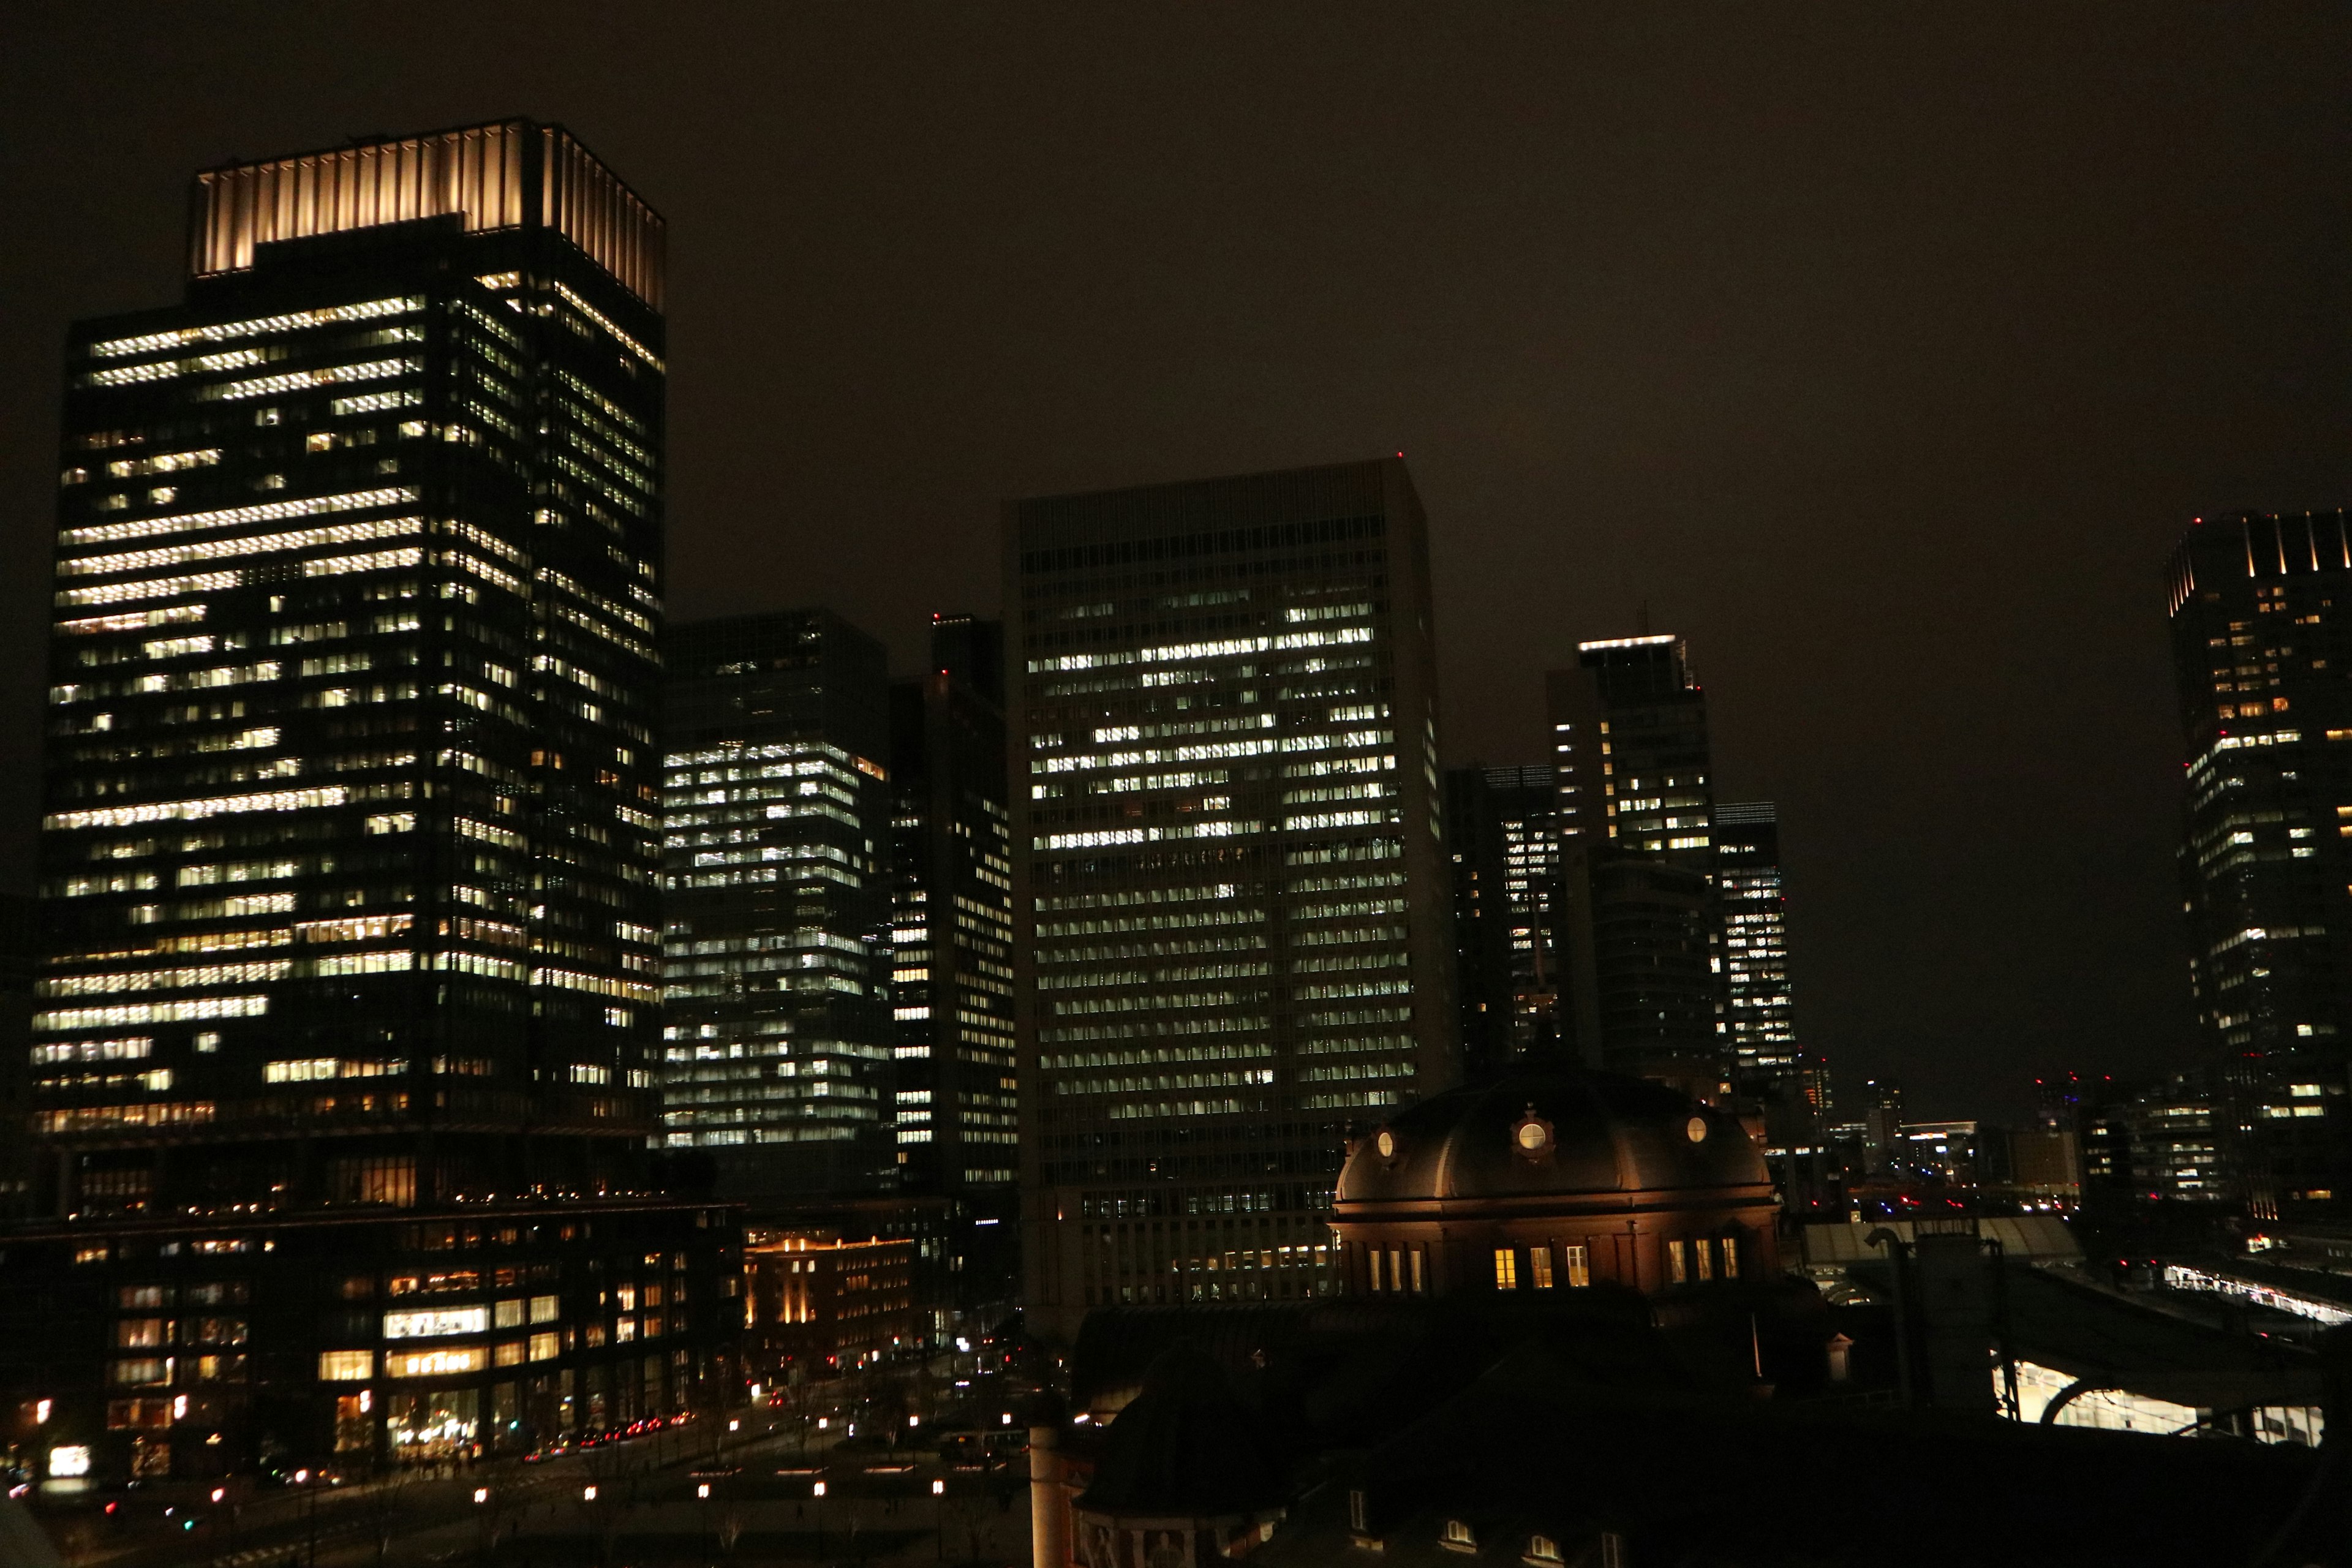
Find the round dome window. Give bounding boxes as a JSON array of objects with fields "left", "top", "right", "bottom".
[
  {"left": 1375, "top": 1129, "right": 1397, "bottom": 1159},
  {"left": 1511, "top": 1107, "right": 1554, "bottom": 1158},
  {"left": 1686, "top": 1115, "right": 1709, "bottom": 1144}
]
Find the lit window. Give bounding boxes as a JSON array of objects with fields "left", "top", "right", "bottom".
[
  {"left": 1493, "top": 1248, "right": 1518, "bottom": 1290},
  {"left": 1667, "top": 1240, "right": 1687, "bottom": 1284},
  {"left": 382, "top": 1307, "right": 489, "bottom": 1340},
  {"left": 1564, "top": 1243, "right": 1591, "bottom": 1288},
  {"left": 1528, "top": 1247, "right": 1554, "bottom": 1289},
  {"left": 317, "top": 1351, "right": 373, "bottom": 1381}
]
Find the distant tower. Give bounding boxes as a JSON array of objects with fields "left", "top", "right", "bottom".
[
  {"left": 1005, "top": 458, "right": 1457, "bottom": 1339},
  {"left": 660, "top": 609, "right": 894, "bottom": 1202},
  {"left": 1443, "top": 764, "right": 1566, "bottom": 1077},
  {"left": 1546, "top": 636, "right": 1726, "bottom": 1101},
  {"left": 1712, "top": 802, "right": 1801, "bottom": 1096},
  {"left": 887, "top": 615, "right": 1018, "bottom": 1197},
  {"left": 2167, "top": 512, "right": 2352, "bottom": 1217}
]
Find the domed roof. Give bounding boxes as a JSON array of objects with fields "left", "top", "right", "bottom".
[{"left": 1335, "top": 1067, "right": 1768, "bottom": 1208}]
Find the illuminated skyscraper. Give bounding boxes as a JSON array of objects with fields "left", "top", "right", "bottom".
[
  {"left": 13, "top": 124, "right": 748, "bottom": 1480},
  {"left": 2168, "top": 511, "right": 2352, "bottom": 1216},
  {"left": 1712, "top": 801, "right": 1798, "bottom": 1091},
  {"left": 34, "top": 121, "right": 669, "bottom": 1214},
  {"left": 1008, "top": 458, "right": 1457, "bottom": 1337},
  {"left": 659, "top": 610, "right": 895, "bottom": 1201},
  {"left": 1547, "top": 636, "right": 1727, "bottom": 1099}
]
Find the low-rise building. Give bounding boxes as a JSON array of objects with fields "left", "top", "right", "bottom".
[
  {"left": 744, "top": 1231, "right": 918, "bottom": 1379},
  {"left": 0, "top": 1200, "right": 743, "bottom": 1485}
]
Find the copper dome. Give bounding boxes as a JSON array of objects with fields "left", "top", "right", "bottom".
[{"left": 1336, "top": 1068, "right": 1768, "bottom": 1208}]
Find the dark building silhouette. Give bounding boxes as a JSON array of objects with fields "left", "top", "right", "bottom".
[
  {"left": 12, "top": 119, "right": 740, "bottom": 1484},
  {"left": 0, "top": 893, "right": 33, "bottom": 1219},
  {"left": 1546, "top": 637, "right": 1727, "bottom": 1102},
  {"left": 1442, "top": 764, "right": 1564, "bottom": 1077},
  {"left": 888, "top": 614, "right": 1017, "bottom": 1200},
  {"left": 2167, "top": 512, "right": 2352, "bottom": 1217},
  {"left": 1006, "top": 458, "right": 1458, "bottom": 1340},
  {"left": 888, "top": 613, "right": 1020, "bottom": 1322},
  {"left": 660, "top": 609, "right": 894, "bottom": 1201}
]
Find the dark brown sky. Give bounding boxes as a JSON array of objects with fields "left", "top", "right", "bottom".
[{"left": 4, "top": 4, "right": 2348, "bottom": 1118}]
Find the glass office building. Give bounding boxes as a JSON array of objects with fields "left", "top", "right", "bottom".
[
  {"left": 1713, "top": 801, "right": 1798, "bottom": 1090},
  {"left": 1547, "top": 635, "right": 1728, "bottom": 1099},
  {"left": 34, "top": 120, "right": 668, "bottom": 1216},
  {"left": 2167, "top": 511, "right": 2352, "bottom": 1217},
  {"left": 659, "top": 610, "right": 895, "bottom": 1202},
  {"left": 1006, "top": 458, "right": 1457, "bottom": 1338}
]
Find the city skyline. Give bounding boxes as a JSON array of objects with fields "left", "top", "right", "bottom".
[{"left": 5, "top": 9, "right": 2352, "bottom": 1124}]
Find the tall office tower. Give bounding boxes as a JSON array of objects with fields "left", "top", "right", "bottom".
[
  {"left": 35, "top": 121, "right": 668, "bottom": 1215},
  {"left": 18, "top": 123, "right": 747, "bottom": 1485},
  {"left": 1550, "top": 635, "right": 1716, "bottom": 867},
  {"left": 888, "top": 616, "right": 1017, "bottom": 1194},
  {"left": 1007, "top": 458, "right": 1456, "bottom": 1338},
  {"left": 660, "top": 610, "right": 895, "bottom": 1202},
  {"left": 1713, "top": 802, "right": 1797, "bottom": 1090},
  {"left": 1545, "top": 636, "right": 1727, "bottom": 1099},
  {"left": 888, "top": 615, "right": 1020, "bottom": 1319},
  {"left": 2168, "top": 512, "right": 2352, "bottom": 1218},
  {"left": 1443, "top": 764, "right": 1566, "bottom": 1077}
]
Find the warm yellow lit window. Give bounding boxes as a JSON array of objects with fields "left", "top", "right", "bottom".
[
  {"left": 1722, "top": 1237, "right": 1740, "bottom": 1279},
  {"left": 1667, "top": 1240, "right": 1687, "bottom": 1284},
  {"left": 1528, "top": 1247, "right": 1554, "bottom": 1289},
  {"left": 317, "top": 1350, "right": 372, "bottom": 1381},
  {"left": 1564, "top": 1243, "right": 1591, "bottom": 1288},
  {"left": 1408, "top": 1248, "right": 1425, "bottom": 1294},
  {"left": 1695, "top": 1238, "right": 1713, "bottom": 1281},
  {"left": 1493, "top": 1248, "right": 1518, "bottom": 1289},
  {"left": 387, "top": 1347, "right": 486, "bottom": 1378}
]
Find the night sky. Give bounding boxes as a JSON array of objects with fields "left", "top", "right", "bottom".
[{"left": 4, "top": 5, "right": 2348, "bottom": 1120}]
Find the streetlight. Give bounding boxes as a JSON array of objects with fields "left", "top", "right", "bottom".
[{"left": 473, "top": 1488, "right": 489, "bottom": 1505}]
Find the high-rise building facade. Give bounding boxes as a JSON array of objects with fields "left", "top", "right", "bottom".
[
  {"left": 660, "top": 610, "right": 894, "bottom": 1202},
  {"left": 34, "top": 121, "right": 668, "bottom": 1216},
  {"left": 1713, "top": 801, "right": 1798, "bottom": 1091},
  {"left": 887, "top": 615, "right": 1019, "bottom": 1202},
  {"left": 17, "top": 120, "right": 747, "bottom": 1485},
  {"left": 1444, "top": 764, "right": 1565, "bottom": 1077},
  {"left": 2168, "top": 512, "right": 2352, "bottom": 1217},
  {"left": 1550, "top": 635, "right": 1716, "bottom": 870},
  {"left": 1546, "top": 635, "right": 1727, "bottom": 1099},
  {"left": 1006, "top": 459, "right": 1457, "bottom": 1338}
]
